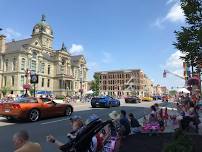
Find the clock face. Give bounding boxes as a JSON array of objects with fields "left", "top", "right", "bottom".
[{"left": 35, "top": 27, "right": 39, "bottom": 33}]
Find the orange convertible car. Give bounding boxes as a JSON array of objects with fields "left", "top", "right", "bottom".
[{"left": 0, "top": 97, "right": 73, "bottom": 122}]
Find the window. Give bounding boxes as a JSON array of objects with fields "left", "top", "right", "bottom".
[
  {"left": 48, "top": 65, "right": 50, "bottom": 74},
  {"left": 32, "top": 52, "right": 37, "bottom": 59},
  {"left": 12, "top": 58, "right": 16, "bottom": 71},
  {"left": 12, "top": 76, "right": 15, "bottom": 86},
  {"left": 41, "top": 78, "right": 44, "bottom": 87},
  {"left": 60, "top": 66, "right": 64, "bottom": 74},
  {"left": 5, "top": 59, "right": 8, "bottom": 71},
  {"left": 47, "top": 79, "right": 50, "bottom": 87},
  {"left": 59, "top": 79, "right": 62, "bottom": 89},
  {"left": 41, "top": 63, "right": 45, "bottom": 73},
  {"left": 31, "top": 60, "right": 36, "bottom": 72},
  {"left": 21, "top": 58, "right": 25, "bottom": 71},
  {"left": 21, "top": 76, "right": 24, "bottom": 85},
  {"left": 4, "top": 76, "right": 7, "bottom": 86}
]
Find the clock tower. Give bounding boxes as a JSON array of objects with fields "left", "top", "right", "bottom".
[{"left": 32, "top": 15, "right": 53, "bottom": 49}]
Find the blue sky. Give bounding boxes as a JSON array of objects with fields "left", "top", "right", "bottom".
[{"left": 0, "top": 0, "right": 186, "bottom": 89}]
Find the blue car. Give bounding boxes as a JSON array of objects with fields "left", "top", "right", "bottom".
[{"left": 91, "top": 96, "right": 120, "bottom": 108}]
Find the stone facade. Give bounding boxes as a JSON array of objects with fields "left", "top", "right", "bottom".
[
  {"left": 0, "top": 15, "right": 88, "bottom": 96},
  {"left": 96, "top": 69, "right": 153, "bottom": 97}
]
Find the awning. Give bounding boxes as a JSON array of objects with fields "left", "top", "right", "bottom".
[{"left": 177, "top": 88, "right": 190, "bottom": 93}]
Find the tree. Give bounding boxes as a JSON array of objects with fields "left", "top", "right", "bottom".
[
  {"left": 91, "top": 73, "right": 100, "bottom": 96},
  {"left": 174, "top": 0, "right": 202, "bottom": 74},
  {"left": 169, "top": 90, "right": 177, "bottom": 96},
  {"left": 1, "top": 86, "right": 10, "bottom": 97}
]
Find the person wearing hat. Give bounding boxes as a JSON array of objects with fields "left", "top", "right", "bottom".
[
  {"left": 46, "top": 115, "right": 84, "bottom": 151},
  {"left": 109, "top": 111, "right": 121, "bottom": 137},
  {"left": 85, "top": 114, "right": 100, "bottom": 152}
]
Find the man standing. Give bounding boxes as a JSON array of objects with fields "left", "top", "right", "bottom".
[{"left": 13, "top": 130, "right": 42, "bottom": 152}]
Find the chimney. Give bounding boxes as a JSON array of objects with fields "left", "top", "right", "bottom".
[{"left": 0, "top": 35, "right": 6, "bottom": 53}]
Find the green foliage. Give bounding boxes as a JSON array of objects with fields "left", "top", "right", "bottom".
[
  {"left": 29, "top": 88, "right": 35, "bottom": 96},
  {"left": 169, "top": 90, "right": 177, "bottom": 96},
  {"left": 1, "top": 87, "right": 10, "bottom": 96},
  {"left": 174, "top": 0, "right": 202, "bottom": 73},
  {"left": 163, "top": 129, "right": 194, "bottom": 152},
  {"left": 91, "top": 73, "right": 100, "bottom": 96},
  {"left": 56, "top": 95, "right": 65, "bottom": 100}
]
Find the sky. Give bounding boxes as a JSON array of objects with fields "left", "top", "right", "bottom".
[{"left": 0, "top": 0, "right": 186, "bottom": 89}]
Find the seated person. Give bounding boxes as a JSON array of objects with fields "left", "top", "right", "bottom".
[{"left": 128, "top": 113, "right": 141, "bottom": 134}]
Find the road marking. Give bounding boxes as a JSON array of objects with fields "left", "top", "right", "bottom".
[{"left": 40, "top": 118, "right": 68, "bottom": 125}]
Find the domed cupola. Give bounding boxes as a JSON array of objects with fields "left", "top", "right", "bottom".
[{"left": 32, "top": 15, "right": 53, "bottom": 37}]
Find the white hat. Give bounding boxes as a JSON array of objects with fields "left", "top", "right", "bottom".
[{"left": 109, "top": 111, "right": 120, "bottom": 120}]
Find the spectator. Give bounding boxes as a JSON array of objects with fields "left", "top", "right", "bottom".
[
  {"left": 8, "top": 90, "right": 16, "bottom": 99},
  {"left": 47, "top": 116, "right": 84, "bottom": 152},
  {"left": 128, "top": 113, "right": 141, "bottom": 134},
  {"left": 13, "top": 130, "right": 42, "bottom": 152},
  {"left": 85, "top": 114, "right": 99, "bottom": 152},
  {"left": 119, "top": 110, "right": 131, "bottom": 137},
  {"left": 109, "top": 111, "right": 121, "bottom": 136}
]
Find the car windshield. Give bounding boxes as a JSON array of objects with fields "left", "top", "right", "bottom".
[
  {"left": 41, "top": 98, "right": 52, "bottom": 103},
  {"left": 14, "top": 97, "right": 38, "bottom": 103}
]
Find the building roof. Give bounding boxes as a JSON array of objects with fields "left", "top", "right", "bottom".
[
  {"left": 42, "top": 52, "right": 55, "bottom": 61},
  {"left": 96, "top": 69, "right": 142, "bottom": 74},
  {"left": 6, "top": 38, "right": 32, "bottom": 52}
]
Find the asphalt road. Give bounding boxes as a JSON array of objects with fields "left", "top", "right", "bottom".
[{"left": 0, "top": 101, "right": 162, "bottom": 152}]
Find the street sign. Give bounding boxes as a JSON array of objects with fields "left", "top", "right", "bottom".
[{"left": 30, "top": 74, "right": 38, "bottom": 84}]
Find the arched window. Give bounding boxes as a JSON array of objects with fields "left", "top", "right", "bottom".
[
  {"left": 31, "top": 60, "right": 36, "bottom": 72},
  {"left": 31, "top": 52, "right": 37, "bottom": 72},
  {"left": 32, "top": 52, "right": 37, "bottom": 59},
  {"left": 12, "top": 58, "right": 16, "bottom": 71},
  {"left": 41, "top": 63, "right": 45, "bottom": 73},
  {"left": 48, "top": 65, "right": 50, "bottom": 74},
  {"left": 5, "top": 59, "right": 8, "bottom": 71},
  {"left": 21, "top": 58, "right": 25, "bottom": 70}
]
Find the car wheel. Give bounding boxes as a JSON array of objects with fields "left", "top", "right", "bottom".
[
  {"left": 107, "top": 102, "right": 111, "bottom": 108},
  {"left": 6, "top": 116, "right": 14, "bottom": 121},
  {"left": 92, "top": 105, "right": 96, "bottom": 108},
  {"left": 65, "top": 106, "right": 72, "bottom": 116},
  {"left": 28, "top": 109, "right": 40, "bottom": 122}
]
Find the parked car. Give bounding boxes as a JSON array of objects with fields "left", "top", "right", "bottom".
[
  {"left": 142, "top": 97, "right": 153, "bottom": 101},
  {"left": 91, "top": 96, "right": 120, "bottom": 108},
  {"left": 125, "top": 96, "right": 141, "bottom": 103},
  {"left": 162, "top": 95, "right": 169, "bottom": 102},
  {"left": 152, "top": 95, "right": 162, "bottom": 100},
  {"left": 0, "top": 97, "right": 73, "bottom": 122}
]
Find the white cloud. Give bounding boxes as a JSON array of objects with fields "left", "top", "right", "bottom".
[
  {"left": 153, "top": 1, "right": 185, "bottom": 28},
  {"left": 3, "top": 28, "right": 22, "bottom": 41},
  {"left": 163, "top": 50, "right": 185, "bottom": 88},
  {"left": 69, "top": 44, "right": 84, "bottom": 55},
  {"left": 102, "top": 52, "right": 112, "bottom": 63},
  {"left": 165, "top": 50, "right": 184, "bottom": 70},
  {"left": 166, "top": 0, "right": 177, "bottom": 5},
  {"left": 165, "top": 3, "right": 185, "bottom": 22}
]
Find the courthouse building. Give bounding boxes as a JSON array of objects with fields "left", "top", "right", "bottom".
[{"left": 0, "top": 15, "right": 88, "bottom": 96}]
